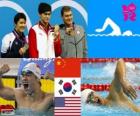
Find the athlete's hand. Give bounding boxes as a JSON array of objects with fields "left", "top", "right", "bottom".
[
  {"left": 0, "top": 64, "right": 10, "bottom": 75},
  {"left": 122, "top": 81, "right": 137, "bottom": 100},
  {"left": 19, "top": 48, "right": 24, "bottom": 55},
  {"left": 66, "top": 27, "right": 75, "bottom": 36},
  {"left": 43, "top": 72, "right": 54, "bottom": 80},
  {"left": 19, "top": 44, "right": 28, "bottom": 55},
  {"left": 54, "top": 25, "right": 59, "bottom": 37}
]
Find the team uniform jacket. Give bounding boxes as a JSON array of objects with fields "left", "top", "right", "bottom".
[
  {"left": 28, "top": 22, "right": 61, "bottom": 58},
  {"left": 59, "top": 24, "right": 88, "bottom": 58},
  {"left": 1, "top": 30, "right": 28, "bottom": 58}
]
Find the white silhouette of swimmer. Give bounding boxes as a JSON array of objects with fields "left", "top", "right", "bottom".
[{"left": 95, "top": 17, "right": 133, "bottom": 36}]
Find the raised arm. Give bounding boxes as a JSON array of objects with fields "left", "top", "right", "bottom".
[
  {"left": 114, "top": 59, "right": 126, "bottom": 86},
  {"left": 0, "top": 64, "right": 15, "bottom": 100},
  {"left": 110, "top": 59, "right": 137, "bottom": 100}
]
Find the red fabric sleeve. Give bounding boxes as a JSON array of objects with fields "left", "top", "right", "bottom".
[
  {"left": 28, "top": 28, "right": 38, "bottom": 58},
  {"left": 54, "top": 33, "right": 62, "bottom": 57}
]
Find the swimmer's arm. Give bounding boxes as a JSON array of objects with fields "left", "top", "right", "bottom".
[
  {"left": 0, "top": 64, "right": 15, "bottom": 100},
  {"left": 114, "top": 59, "right": 137, "bottom": 100},
  {"left": 43, "top": 72, "right": 54, "bottom": 81},
  {"left": 115, "top": 59, "right": 126, "bottom": 85},
  {"left": 109, "top": 59, "right": 126, "bottom": 93},
  {"left": 0, "top": 80, "right": 15, "bottom": 100},
  {"left": 108, "top": 59, "right": 125, "bottom": 98},
  {"left": 41, "top": 93, "right": 54, "bottom": 111}
]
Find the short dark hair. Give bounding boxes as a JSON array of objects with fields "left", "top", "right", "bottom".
[
  {"left": 61, "top": 6, "right": 71, "bottom": 16},
  {"left": 38, "top": 3, "right": 51, "bottom": 14},
  {"left": 14, "top": 13, "right": 26, "bottom": 24}
]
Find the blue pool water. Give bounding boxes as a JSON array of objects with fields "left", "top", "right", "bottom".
[
  {"left": 81, "top": 62, "right": 140, "bottom": 116},
  {"left": 82, "top": 91, "right": 140, "bottom": 116},
  {"left": 82, "top": 62, "right": 140, "bottom": 85},
  {"left": 14, "top": 108, "right": 53, "bottom": 116}
]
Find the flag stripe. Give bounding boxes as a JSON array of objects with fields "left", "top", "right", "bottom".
[
  {"left": 65, "top": 98, "right": 81, "bottom": 100},
  {"left": 55, "top": 110, "right": 80, "bottom": 112},
  {"left": 55, "top": 113, "right": 81, "bottom": 115},
  {"left": 55, "top": 107, "right": 80, "bottom": 110},
  {"left": 65, "top": 104, "right": 81, "bottom": 106},
  {"left": 65, "top": 99, "right": 80, "bottom": 101},
  {"left": 65, "top": 97, "right": 80, "bottom": 98},
  {"left": 65, "top": 101, "right": 81, "bottom": 104}
]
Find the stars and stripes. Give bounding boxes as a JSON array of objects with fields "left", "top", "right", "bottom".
[{"left": 55, "top": 97, "right": 81, "bottom": 116}]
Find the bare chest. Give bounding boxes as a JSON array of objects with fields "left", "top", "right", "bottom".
[{"left": 17, "top": 96, "right": 47, "bottom": 112}]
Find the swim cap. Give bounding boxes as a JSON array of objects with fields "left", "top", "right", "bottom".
[
  {"left": 81, "top": 89, "right": 94, "bottom": 103},
  {"left": 22, "top": 62, "right": 41, "bottom": 79}
]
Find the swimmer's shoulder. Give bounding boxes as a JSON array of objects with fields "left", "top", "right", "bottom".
[
  {"left": 44, "top": 93, "right": 54, "bottom": 103},
  {"left": 45, "top": 93, "right": 53, "bottom": 98},
  {"left": 44, "top": 93, "right": 54, "bottom": 109}
]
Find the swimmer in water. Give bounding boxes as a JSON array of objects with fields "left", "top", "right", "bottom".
[
  {"left": 82, "top": 59, "right": 140, "bottom": 112},
  {"left": 0, "top": 63, "right": 54, "bottom": 114}
]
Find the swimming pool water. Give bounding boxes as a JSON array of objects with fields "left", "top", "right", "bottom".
[
  {"left": 81, "top": 62, "right": 140, "bottom": 85},
  {"left": 82, "top": 91, "right": 140, "bottom": 116},
  {"left": 81, "top": 62, "right": 140, "bottom": 116},
  {"left": 14, "top": 108, "right": 53, "bottom": 116}
]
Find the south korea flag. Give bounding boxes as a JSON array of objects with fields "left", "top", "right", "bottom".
[{"left": 55, "top": 77, "right": 81, "bottom": 97}]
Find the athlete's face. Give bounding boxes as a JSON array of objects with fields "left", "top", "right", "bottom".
[
  {"left": 86, "top": 92, "right": 104, "bottom": 105},
  {"left": 15, "top": 18, "right": 26, "bottom": 33},
  {"left": 62, "top": 10, "right": 73, "bottom": 26},
  {"left": 21, "top": 71, "right": 39, "bottom": 95},
  {"left": 40, "top": 11, "right": 51, "bottom": 25},
  {"left": 21, "top": 71, "right": 36, "bottom": 90}
]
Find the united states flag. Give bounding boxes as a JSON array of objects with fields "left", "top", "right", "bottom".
[{"left": 55, "top": 97, "right": 81, "bottom": 116}]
